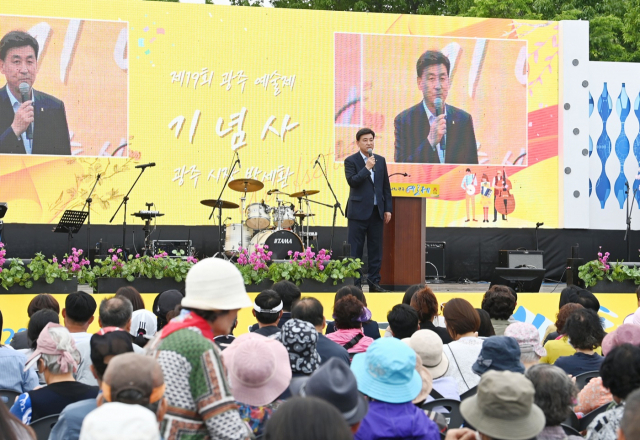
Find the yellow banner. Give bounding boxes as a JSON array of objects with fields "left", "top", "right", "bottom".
[{"left": 391, "top": 183, "right": 439, "bottom": 198}]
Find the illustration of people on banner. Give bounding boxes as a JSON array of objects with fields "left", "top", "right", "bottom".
[
  {"left": 461, "top": 168, "right": 477, "bottom": 223},
  {"left": 480, "top": 173, "right": 492, "bottom": 223}
]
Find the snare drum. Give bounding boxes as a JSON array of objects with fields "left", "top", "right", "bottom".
[
  {"left": 272, "top": 204, "right": 295, "bottom": 228},
  {"left": 250, "top": 230, "right": 303, "bottom": 260},
  {"left": 246, "top": 203, "right": 270, "bottom": 230},
  {"left": 224, "top": 223, "right": 252, "bottom": 255}
]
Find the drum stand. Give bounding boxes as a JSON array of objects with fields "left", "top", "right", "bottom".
[
  {"left": 210, "top": 152, "right": 240, "bottom": 259},
  {"left": 295, "top": 194, "right": 333, "bottom": 249}
]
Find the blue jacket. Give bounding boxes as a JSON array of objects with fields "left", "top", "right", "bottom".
[
  {"left": 344, "top": 151, "right": 392, "bottom": 221},
  {"left": 355, "top": 401, "right": 440, "bottom": 440}
]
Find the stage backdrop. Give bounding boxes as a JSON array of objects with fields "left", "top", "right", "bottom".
[{"left": 0, "top": 2, "right": 559, "bottom": 235}]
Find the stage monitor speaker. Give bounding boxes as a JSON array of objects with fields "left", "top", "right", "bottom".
[
  {"left": 566, "top": 258, "right": 585, "bottom": 288},
  {"left": 490, "top": 267, "right": 545, "bottom": 292},
  {"left": 498, "top": 250, "right": 544, "bottom": 269},
  {"left": 152, "top": 240, "right": 193, "bottom": 257},
  {"left": 425, "top": 241, "right": 446, "bottom": 279}
]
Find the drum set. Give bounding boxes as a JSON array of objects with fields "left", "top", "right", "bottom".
[{"left": 200, "top": 178, "right": 323, "bottom": 260}]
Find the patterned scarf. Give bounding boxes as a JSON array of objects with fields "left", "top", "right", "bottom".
[{"left": 160, "top": 310, "right": 214, "bottom": 341}]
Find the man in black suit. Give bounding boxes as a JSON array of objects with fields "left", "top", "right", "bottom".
[
  {"left": 344, "top": 128, "right": 392, "bottom": 292},
  {"left": 394, "top": 50, "right": 477, "bottom": 164},
  {"left": 0, "top": 30, "right": 71, "bottom": 155}
]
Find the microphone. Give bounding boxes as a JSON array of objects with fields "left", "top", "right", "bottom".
[
  {"left": 434, "top": 97, "right": 445, "bottom": 151},
  {"left": 19, "top": 82, "right": 33, "bottom": 140},
  {"left": 135, "top": 162, "right": 156, "bottom": 169},
  {"left": 313, "top": 154, "right": 321, "bottom": 169},
  {"left": 367, "top": 148, "right": 373, "bottom": 158},
  {"left": 236, "top": 151, "right": 241, "bottom": 169},
  {"left": 536, "top": 222, "right": 544, "bottom": 228}
]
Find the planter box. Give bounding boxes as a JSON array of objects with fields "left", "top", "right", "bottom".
[
  {"left": 5, "top": 278, "right": 78, "bottom": 294},
  {"left": 244, "top": 278, "right": 354, "bottom": 293},
  {"left": 590, "top": 279, "right": 638, "bottom": 293},
  {"left": 95, "top": 277, "right": 185, "bottom": 294}
]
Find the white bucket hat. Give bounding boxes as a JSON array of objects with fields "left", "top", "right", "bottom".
[{"left": 182, "top": 258, "right": 252, "bottom": 311}]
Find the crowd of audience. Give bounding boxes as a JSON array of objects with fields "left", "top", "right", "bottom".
[{"left": 2, "top": 270, "right": 640, "bottom": 440}]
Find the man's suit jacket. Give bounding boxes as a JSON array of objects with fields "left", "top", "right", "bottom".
[
  {"left": 394, "top": 102, "right": 477, "bottom": 164},
  {"left": 344, "top": 151, "right": 392, "bottom": 221},
  {"left": 0, "top": 85, "right": 71, "bottom": 155}
]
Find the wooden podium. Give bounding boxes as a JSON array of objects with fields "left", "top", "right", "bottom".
[{"left": 380, "top": 197, "right": 426, "bottom": 291}]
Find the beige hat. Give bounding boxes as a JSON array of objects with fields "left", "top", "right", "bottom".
[
  {"left": 402, "top": 329, "right": 449, "bottom": 379},
  {"left": 79, "top": 402, "right": 160, "bottom": 440},
  {"left": 182, "top": 258, "right": 252, "bottom": 311},
  {"left": 460, "top": 370, "right": 545, "bottom": 440}
]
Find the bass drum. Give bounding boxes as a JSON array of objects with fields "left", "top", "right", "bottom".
[
  {"left": 250, "top": 230, "right": 303, "bottom": 260},
  {"left": 224, "top": 223, "right": 252, "bottom": 256}
]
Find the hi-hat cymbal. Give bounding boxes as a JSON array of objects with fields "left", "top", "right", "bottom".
[
  {"left": 294, "top": 212, "right": 316, "bottom": 219},
  {"left": 200, "top": 199, "right": 239, "bottom": 209},
  {"left": 290, "top": 189, "right": 320, "bottom": 198},
  {"left": 228, "top": 178, "right": 264, "bottom": 193}
]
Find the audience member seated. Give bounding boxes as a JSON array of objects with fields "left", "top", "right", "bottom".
[
  {"left": 387, "top": 304, "right": 419, "bottom": 339},
  {"left": 291, "top": 297, "right": 350, "bottom": 365},
  {"left": 525, "top": 364, "right": 582, "bottom": 440},
  {"left": 10, "top": 323, "right": 98, "bottom": 424},
  {"left": 276, "top": 319, "right": 321, "bottom": 378},
  {"left": 62, "top": 292, "right": 97, "bottom": 345},
  {"left": 49, "top": 329, "right": 135, "bottom": 440},
  {"left": 504, "top": 322, "right": 546, "bottom": 369},
  {"left": 76, "top": 296, "right": 143, "bottom": 386},
  {"left": 350, "top": 338, "right": 440, "bottom": 440},
  {"left": 481, "top": 285, "right": 516, "bottom": 336},
  {"left": 459, "top": 370, "right": 545, "bottom": 440},
  {"left": 325, "top": 296, "right": 374, "bottom": 353},
  {"left": 263, "top": 396, "right": 353, "bottom": 440},
  {"left": 78, "top": 402, "right": 160, "bottom": 440},
  {"left": 221, "top": 333, "right": 291, "bottom": 436},
  {"left": 130, "top": 308, "right": 158, "bottom": 348},
  {"left": 402, "top": 284, "right": 425, "bottom": 305},
  {"left": 540, "top": 303, "right": 586, "bottom": 363},
  {"left": 326, "top": 286, "right": 381, "bottom": 339},
  {"left": 619, "top": 388, "right": 640, "bottom": 440},
  {"left": 586, "top": 344, "right": 640, "bottom": 440},
  {"left": 115, "top": 286, "right": 145, "bottom": 311},
  {"left": 290, "top": 357, "right": 368, "bottom": 435},
  {"left": 0, "top": 309, "right": 39, "bottom": 394},
  {"left": 544, "top": 286, "right": 600, "bottom": 341},
  {"left": 251, "top": 290, "right": 284, "bottom": 337},
  {"left": 475, "top": 309, "right": 495, "bottom": 337},
  {"left": 441, "top": 298, "right": 483, "bottom": 394},
  {"left": 623, "top": 285, "right": 640, "bottom": 324},
  {"left": 554, "top": 308, "right": 606, "bottom": 376},
  {"left": 402, "top": 329, "right": 459, "bottom": 402},
  {"left": 410, "top": 286, "right": 452, "bottom": 344},
  {"left": 249, "top": 280, "right": 301, "bottom": 332},
  {"left": 152, "top": 289, "right": 183, "bottom": 331},
  {"left": 10, "top": 293, "right": 60, "bottom": 350},
  {"left": 213, "top": 317, "right": 238, "bottom": 350},
  {"left": 144, "top": 258, "right": 253, "bottom": 440},
  {"left": 574, "top": 323, "right": 640, "bottom": 414},
  {"left": 472, "top": 336, "right": 525, "bottom": 376},
  {"left": 0, "top": 401, "right": 35, "bottom": 440},
  {"left": 22, "top": 309, "right": 61, "bottom": 386}
]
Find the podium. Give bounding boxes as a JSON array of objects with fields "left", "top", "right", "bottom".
[{"left": 380, "top": 197, "right": 426, "bottom": 291}]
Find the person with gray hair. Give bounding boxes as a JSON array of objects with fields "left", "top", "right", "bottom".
[
  {"left": 76, "top": 296, "right": 143, "bottom": 386},
  {"left": 619, "top": 388, "right": 640, "bottom": 440},
  {"left": 10, "top": 323, "right": 99, "bottom": 424},
  {"left": 525, "top": 364, "right": 581, "bottom": 440}
]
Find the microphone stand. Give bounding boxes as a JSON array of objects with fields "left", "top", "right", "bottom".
[
  {"left": 315, "top": 158, "right": 344, "bottom": 254},
  {"left": 535, "top": 223, "right": 542, "bottom": 251},
  {"left": 210, "top": 152, "right": 240, "bottom": 258},
  {"left": 110, "top": 167, "right": 151, "bottom": 259},
  {"left": 81, "top": 173, "right": 101, "bottom": 260},
  {"left": 624, "top": 181, "right": 638, "bottom": 262}
]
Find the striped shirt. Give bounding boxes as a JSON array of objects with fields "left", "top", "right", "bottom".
[{"left": 0, "top": 345, "right": 39, "bottom": 394}]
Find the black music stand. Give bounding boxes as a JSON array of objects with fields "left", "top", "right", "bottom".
[{"left": 54, "top": 210, "right": 88, "bottom": 257}]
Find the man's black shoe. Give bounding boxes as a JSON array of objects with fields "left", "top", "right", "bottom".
[{"left": 368, "top": 282, "right": 390, "bottom": 293}]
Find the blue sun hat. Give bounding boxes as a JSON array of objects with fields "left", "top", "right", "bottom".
[{"left": 350, "top": 337, "right": 423, "bottom": 403}]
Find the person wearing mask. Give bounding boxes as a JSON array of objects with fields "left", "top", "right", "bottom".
[
  {"left": 10, "top": 323, "right": 98, "bottom": 424},
  {"left": 145, "top": 258, "right": 253, "bottom": 440}
]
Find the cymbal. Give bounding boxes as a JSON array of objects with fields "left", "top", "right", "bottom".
[
  {"left": 228, "top": 178, "right": 264, "bottom": 193},
  {"left": 294, "top": 212, "right": 316, "bottom": 219},
  {"left": 290, "top": 189, "right": 320, "bottom": 198},
  {"left": 200, "top": 199, "right": 240, "bottom": 209}
]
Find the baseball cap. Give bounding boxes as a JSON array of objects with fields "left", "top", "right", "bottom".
[
  {"left": 182, "top": 258, "right": 252, "bottom": 311},
  {"left": 79, "top": 402, "right": 160, "bottom": 440},
  {"left": 90, "top": 328, "right": 135, "bottom": 377},
  {"left": 153, "top": 290, "right": 183, "bottom": 318},
  {"left": 101, "top": 353, "right": 165, "bottom": 405}
]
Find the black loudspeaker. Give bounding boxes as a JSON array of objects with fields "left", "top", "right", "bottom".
[
  {"left": 425, "top": 241, "right": 446, "bottom": 279},
  {"left": 566, "top": 258, "right": 585, "bottom": 288},
  {"left": 498, "top": 250, "right": 544, "bottom": 269}
]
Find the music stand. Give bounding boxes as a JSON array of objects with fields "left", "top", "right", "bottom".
[{"left": 54, "top": 210, "right": 88, "bottom": 257}]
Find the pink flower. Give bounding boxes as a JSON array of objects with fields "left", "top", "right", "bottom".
[
  {"left": 111, "top": 255, "right": 118, "bottom": 262},
  {"left": 135, "top": 254, "right": 140, "bottom": 258},
  {"left": 58, "top": 264, "right": 62, "bottom": 269},
  {"left": 0, "top": 242, "right": 4, "bottom": 247},
  {"left": 52, "top": 257, "right": 58, "bottom": 263},
  {"left": 108, "top": 248, "right": 114, "bottom": 253},
  {"left": 112, "top": 266, "right": 117, "bottom": 270}
]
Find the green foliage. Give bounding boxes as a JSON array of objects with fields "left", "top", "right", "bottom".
[
  {"left": 266, "top": 257, "right": 362, "bottom": 285},
  {"left": 0, "top": 259, "right": 31, "bottom": 290},
  {"left": 579, "top": 259, "right": 640, "bottom": 287},
  {"left": 28, "top": 253, "right": 69, "bottom": 284}
]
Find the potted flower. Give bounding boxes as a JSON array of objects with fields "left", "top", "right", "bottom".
[{"left": 578, "top": 248, "right": 640, "bottom": 293}]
